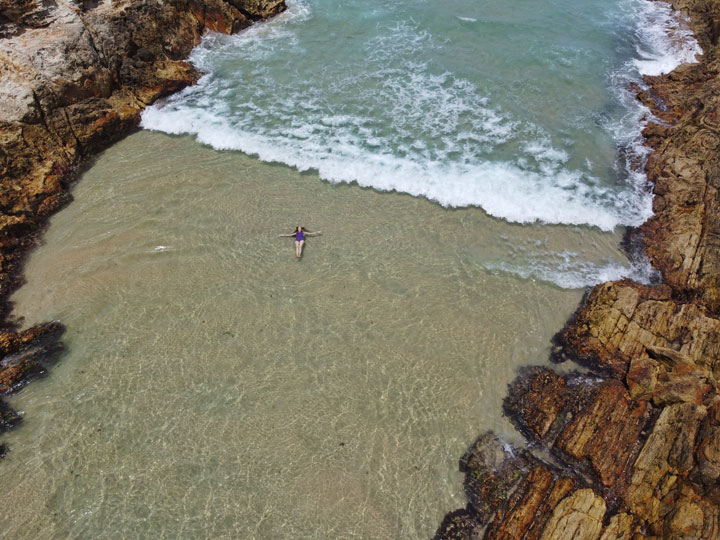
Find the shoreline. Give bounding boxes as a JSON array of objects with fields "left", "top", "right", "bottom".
[
  {"left": 435, "top": 1, "right": 720, "bottom": 538},
  {"left": 1, "top": 1, "right": 718, "bottom": 538},
  {"left": 0, "top": 0, "right": 286, "bottom": 452}
]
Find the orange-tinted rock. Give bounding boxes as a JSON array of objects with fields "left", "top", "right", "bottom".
[
  {"left": 504, "top": 367, "right": 569, "bottom": 440},
  {"left": 555, "top": 380, "right": 649, "bottom": 493},
  {"left": 0, "top": 321, "right": 65, "bottom": 393},
  {"left": 538, "top": 489, "right": 606, "bottom": 540},
  {"left": 484, "top": 466, "right": 575, "bottom": 540},
  {"left": 460, "top": 434, "right": 530, "bottom": 523},
  {"left": 627, "top": 403, "right": 706, "bottom": 524},
  {"left": 505, "top": 371, "right": 650, "bottom": 496},
  {"left": 560, "top": 281, "right": 720, "bottom": 380}
]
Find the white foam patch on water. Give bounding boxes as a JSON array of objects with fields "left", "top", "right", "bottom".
[
  {"left": 142, "top": 1, "right": 654, "bottom": 231},
  {"left": 597, "top": 0, "right": 702, "bottom": 234},
  {"left": 631, "top": 0, "right": 701, "bottom": 76},
  {"left": 141, "top": 0, "right": 700, "bottom": 236},
  {"left": 144, "top": 104, "right": 641, "bottom": 231},
  {"left": 486, "top": 252, "right": 660, "bottom": 289}
]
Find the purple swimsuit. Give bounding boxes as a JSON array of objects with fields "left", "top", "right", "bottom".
[{"left": 295, "top": 230, "right": 305, "bottom": 241}]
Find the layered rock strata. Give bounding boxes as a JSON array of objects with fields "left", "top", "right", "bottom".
[
  {"left": 0, "top": 0, "right": 284, "bottom": 451},
  {"left": 436, "top": 1, "right": 720, "bottom": 538}
]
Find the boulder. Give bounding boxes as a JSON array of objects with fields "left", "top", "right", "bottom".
[
  {"left": 538, "top": 489, "right": 606, "bottom": 540},
  {"left": 504, "top": 366, "right": 568, "bottom": 439}
]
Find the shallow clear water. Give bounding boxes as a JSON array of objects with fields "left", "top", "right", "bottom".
[
  {"left": 0, "top": 0, "right": 701, "bottom": 538},
  {"left": 2, "top": 132, "right": 603, "bottom": 539}
]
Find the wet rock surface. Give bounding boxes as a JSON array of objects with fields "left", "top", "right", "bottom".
[
  {"left": 0, "top": 321, "right": 65, "bottom": 448},
  {"left": 0, "top": 0, "right": 284, "bottom": 454},
  {"left": 436, "top": 1, "right": 720, "bottom": 538}
]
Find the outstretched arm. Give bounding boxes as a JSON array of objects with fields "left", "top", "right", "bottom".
[
  {"left": 304, "top": 231, "right": 322, "bottom": 236},
  {"left": 278, "top": 233, "right": 295, "bottom": 237}
]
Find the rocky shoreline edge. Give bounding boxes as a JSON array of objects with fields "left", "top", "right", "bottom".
[
  {"left": 0, "top": 0, "right": 286, "bottom": 455},
  {"left": 434, "top": 1, "right": 720, "bottom": 539},
  {"left": 1, "top": 1, "right": 718, "bottom": 538}
]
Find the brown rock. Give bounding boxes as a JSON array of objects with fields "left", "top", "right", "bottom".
[
  {"left": 460, "top": 433, "right": 529, "bottom": 523},
  {"left": 560, "top": 281, "right": 720, "bottom": 380},
  {"left": 663, "top": 497, "right": 704, "bottom": 538},
  {"left": 653, "top": 372, "right": 710, "bottom": 406},
  {"left": 598, "top": 513, "right": 635, "bottom": 540},
  {"left": 434, "top": 509, "right": 484, "bottom": 540},
  {"left": 0, "top": 321, "right": 65, "bottom": 393},
  {"left": 538, "top": 489, "right": 606, "bottom": 540},
  {"left": 484, "top": 465, "right": 575, "bottom": 540},
  {"left": 505, "top": 369, "right": 650, "bottom": 495},
  {"left": 627, "top": 355, "right": 661, "bottom": 400},
  {"left": 627, "top": 403, "right": 706, "bottom": 524},
  {"left": 694, "top": 401, "right": 720, "bottom": 489},
  {"left": 555, "top": 380, "right": 649, "bottom": 493},
  {"left": 227, "top": 0, "right": 286, "bottom": 19},
  {"left": 504, "top": 367, "right": 569, "bottom": 440},
  {"left": 636, "top": 14, "right": 720, "bottom": 314}
]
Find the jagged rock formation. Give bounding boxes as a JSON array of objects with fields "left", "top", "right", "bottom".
[
  {"left": 0, "top": 0, "right": 284, "bottom": 451},
  {"left": 0, "top": 0, "right": 284, "bottom": 316},
  {"left": 0, "top": 321, "right": 64, "bottom": 436},
  {"left": 435, "top": 1, "right": 720, "bottom": 538}
]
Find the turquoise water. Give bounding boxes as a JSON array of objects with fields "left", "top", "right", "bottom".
[{"left": 144, "top": 0, "right": 698, "bottom": 235}]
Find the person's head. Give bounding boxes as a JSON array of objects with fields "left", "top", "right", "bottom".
[{"left": 296, "top": 226, "right": 302, "bottom": 232}]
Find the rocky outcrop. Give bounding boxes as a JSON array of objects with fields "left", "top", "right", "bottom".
[
  {"left": 633, "top": 0, "right": 720, "bottom": 313},
  {"left": 0, "top": 321, "right": 64, "bottom": 448},
  {"left": 436, "top": 1, "right": 720, "bottom": 539},
  {"left": 0, "top": 0, "right": 285, "bottom": 320},
  {"left": 0, "top": 0, "right": 284, "bottom": 451}
]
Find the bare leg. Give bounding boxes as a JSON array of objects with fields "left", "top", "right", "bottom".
[{"left": 295, "top": 240, "right": 304, "bottom": 258}]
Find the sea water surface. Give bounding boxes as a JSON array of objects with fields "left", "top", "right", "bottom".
[{"left": 0, "top": 0, "right": 700, "bottom": 538}]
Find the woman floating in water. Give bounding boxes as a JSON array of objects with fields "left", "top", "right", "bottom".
[{"left": 279, "top": 226, "right": 321, "bottom": 258}]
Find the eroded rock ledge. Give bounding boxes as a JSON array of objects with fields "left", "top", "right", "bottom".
[
  {"left": 435, "top": 1, "right": 720, "bottom": 539},
  {"left": 0, "top": 0, "right": 285, "bottom": 451}
]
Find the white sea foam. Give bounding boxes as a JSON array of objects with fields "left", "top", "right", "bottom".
[
  {"left": 141, "top": 0, "right": 699, "bottom": 240},
  {"left": 486, "top": 252, "right": 660, "bottom": 289},
  {"left": 144, "top": 103, "right": 647, "bottom": 230},
  {"left": 630, "top": 0, "right": 701, "bottom": 76}
]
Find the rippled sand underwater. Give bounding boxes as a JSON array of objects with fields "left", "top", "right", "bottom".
[{"left": 0, "top": 132, "right": 637, "bottom": 539}]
